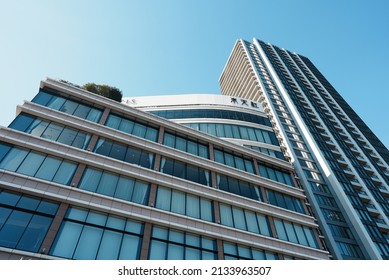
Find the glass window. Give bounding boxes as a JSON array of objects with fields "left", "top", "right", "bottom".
[
  {"left": 0, "top": 147, "right": 28, "bottom": 172},
  {"left": 57, "top": 127, "right": 78, "bottom": 146},
  {"left": 114, "top": 177, "right": 135, "bottom": 201},
  {"left": 156, "top": 187, "right": 171, "bottom": 211},
  {"left": 171, "top": 190, "right": 185, "bottom": 215},
  {"left": 17, "top": 152, "right": 46, "bottom": 176},
  {"left": 35, "top": 156, "right": 61, "bottom": 182},
  {"left": 52, "top": 160, "right": 77, "bottom": 185},
  {"left": 186, "top": 194, "right": 200, "bottom": 219},
  {"left": 9, "top": 113, "right": 36, "bottom": 132}
]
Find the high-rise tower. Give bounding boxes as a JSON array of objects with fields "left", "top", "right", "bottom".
[{"left": 220, "top": 38, "right": 389, "bottom": 259}]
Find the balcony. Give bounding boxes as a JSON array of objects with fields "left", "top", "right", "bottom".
[
  {"left": 337, "top": 157, "right": 348, "bottom": 167},
  {"left": 366, "top": 204, "right": 380, "bottom": 216},
  {"left": 321, "top": 131, "right": 331, "bottom": 140},
  {"left": 350, "top": 178, "right": 363, "bottom": 189},
  {"left": 350, "top": 147, "right": 360, "bottom": 155},
  {"left": 375, "top": 219, "right": 389, "bottom": 232},
  {"left": 363, "top": 165, "right": 375, "bottom": 175},
  {"left": 344, "top": 167, "right": 354, "bottom": 178},
  {"left": 357, "top": 190, "right": 370, "bottom": 202},
  {"left": 326, "top": 139, "right": 336, "bottom": 148}
]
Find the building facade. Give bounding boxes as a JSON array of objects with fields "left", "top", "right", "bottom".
[
  {"left": 220, "top": 38, "right": 389, "bottom": 259},
  {"left": 0, "top": 78, "right": 329, "bottom": 260}
]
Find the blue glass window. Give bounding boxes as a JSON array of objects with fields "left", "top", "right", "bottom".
[
  {"left": 219, "top": 203, "right": 271, "bottom": 236},
  {"left": 9, "top": 113, "right": 92, "bottom": 150},
  {"left": 258, "top": 164, "right": 295, "bottom": 187},
  {"left": 273, "top": 218, "right": 319, "bottom": 249},
  {"left": 185, "top": 123, "right": 278, "bottom": 145},
  {"left": 160, "top": 157, "right": 211, "bottom": 187},
  {"left": 223, "top": 242, "right": 279, "bottom": 260},
  {"left": 32, "top": 90, "right": 102, "bottom": 123},
  {"left": 150, "top": 109, "right": 271, "bottom": 127},
  {"left": 94, "top": 138, "right": 154, "bottom": 169},
  {"left": 163, "top": 132, "right": 209, "bottom": 159},
  {"left": 105, "top": 113, "right": 158, "bottom": 142},
  {"left": 266, "top": 189, "right": 305, "bottom": 214},
  {"left": 217, "top": 174, "right": 262, "bottom": 202},
  {"left": 78, "top": 167, "right": 150, "bottom": 205},
  {"left": 50, "top": 207, "right": 143, "bottom": 260},
  {"left": 155, "top": 186, "right": 213, "bottom": 222},
  {"left": 0, "top": 190, "right": 59, "bottom": 253},
  {"left": 148, "top": 226, "right": 217, "bottom": 260},
  {"left": 0, "top": 143, "right": 77, "bottom": 186}
]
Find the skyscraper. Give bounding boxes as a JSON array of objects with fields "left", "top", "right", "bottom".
[
  {"left": 220, "top": 38, "right": 389, "bottom": 259},
  {"left": 0, "top": 79, "right": 329, "bottom": 260}
]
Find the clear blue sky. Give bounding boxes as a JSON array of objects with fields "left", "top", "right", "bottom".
[{"left": 1, "top": 0, "right": 388, "bottom": 148}]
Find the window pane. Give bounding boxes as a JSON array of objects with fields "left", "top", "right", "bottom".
[
  {"left": 148, "top": 240, "right": 167, "bottom": 260},
  {"left": 97, "top": 172, "right": 118, "bottom": 197},
  {"left": 252, "top": 249, "right": 266, "bottom": 260},
  {"left": 200, "top": 198, "right": 213, "bottom": 222},
  {"left": 52, "top": 160, "right": 77, "bottom": 185},
  {"left": 106, "top": 115, "right": 121, "bottom": 129},
  {"left": 167, "top": 243, "right": 184, "bottom": 260},
  {"left": 125, "top": 146, "right": 141, "bottom": 165},
  {"left": 156, "top": 187, "right": 171, "bottom": 211},
  {"left": 32, "top": 91, "right": 52, "bottom": 106},
  {"left": 119, "top": 234, "right": 141, "bottom": 260},
  {"left": 284, "top": 221, "right": 298, "bottom": 243},
  {"left": 163, "top": 133, "right": 175, "bottom": 148},
  {"left": 114, "top": 177, "right": 135, "bottom": 202},
  {"left": 187, "top": 141, "right": 198, "bottom": 156},
  {"left": 186, "top": 194, "right": 200, "bottom": 218},
  {"left": 0, "top": 143, "right": 11, "bottom": 163},
  {"left": 257, "top": 214, "right": 271, "bottom": 236},
  {"left": 96, "top": 230, "right": 122, "bottom": 260},
  {"left": 42, "top": 123, "right": 64, "bottom": 141},
  {"left": 17, "top": 152, "right": 45, "bottom": 176},
  {"left": 37, "top": 200, "right": 59, "bottom": 215},
  {"left": 73, "top": 225, "right": 103, "bottom": 259},
  {"left": 0, "top": 210, "right": 32, "bottom": 249},
  {"left": 220, "top": 204, "right": 233, "bottom": 227},
  {"left": 245, "top": 210, "right": 259, "bottom": 233},
  {"left": 294, "top": 224, "right": 309, "bottom": 246},
  {"left": 72, "top": 131, "right": 91, "bottom": 149},
  {"left": 185, "top": 247, "right": 200, "bottom": 260},
  {"left": 17, "top": 215, "right": 52, "bottom": 252},
  {"left": 60, "top": 100, "right": 78, "bottom": 115},
  {"left": 0, "top": 208, "right": 12, "bottom": 229},
  {"left": 274, "top": 219, "right": 287, "bottom": 241},
  {"left": 50, "top": 221, "right": 82, "bottom": 258},
  {"left": 118, "top": 118, "right": 134, "bottom": 134},
  {"left": 171, "top": 190, "right": 185, "bottom": 215},
  {"left": 145, "top": 127, "right": 158, "bottom": 142},
  {"left": 198, "top": 144, "right": 209, "bottom": 159},
  {"left": 57, "top": 127, "right": 78, "bottom": 146},
  {"left": 94, "top": 138, "right": 113, "bottom": 156},
  {"left": 232, "top": 207, "right": 246, "bottom": 230},
  {"left": 110, "top": 142, "right": 126, "bottom": 161},
  {"left": 0, "top": 191, "right": 20, "bottom": 206},
  {"left": 9, "top": 114, "right": 35, "bottom": 132},
  {"left": 16, "top": 196, "right": 40, "bottom": 211},
  {"left": 27, "top": 119, "right": 49, "bottom": 137},
  {"left": 132, "top": 181, "right": 149, "bottom": 205},
  {"left": 79, "top": 168, "right": 103, "bottom": 192},
  {"left": 132, "top": 123, "right": 146, "bottom": 138},
  {"left": 0, "top": 147, "right": 28, "bottom": 172},
  {"left": 86, "top": 108, "right": 102, "bottom": 123},
  {"left": 47, "top": 95, "right": 66, "bottom": 110},
  {"left": 73, "top": 104, "right": 90, "bottom": 119}
]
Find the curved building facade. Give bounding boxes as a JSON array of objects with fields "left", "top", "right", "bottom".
[{"left": 0, "top": 79, "right": 329, "bottom": 260}]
